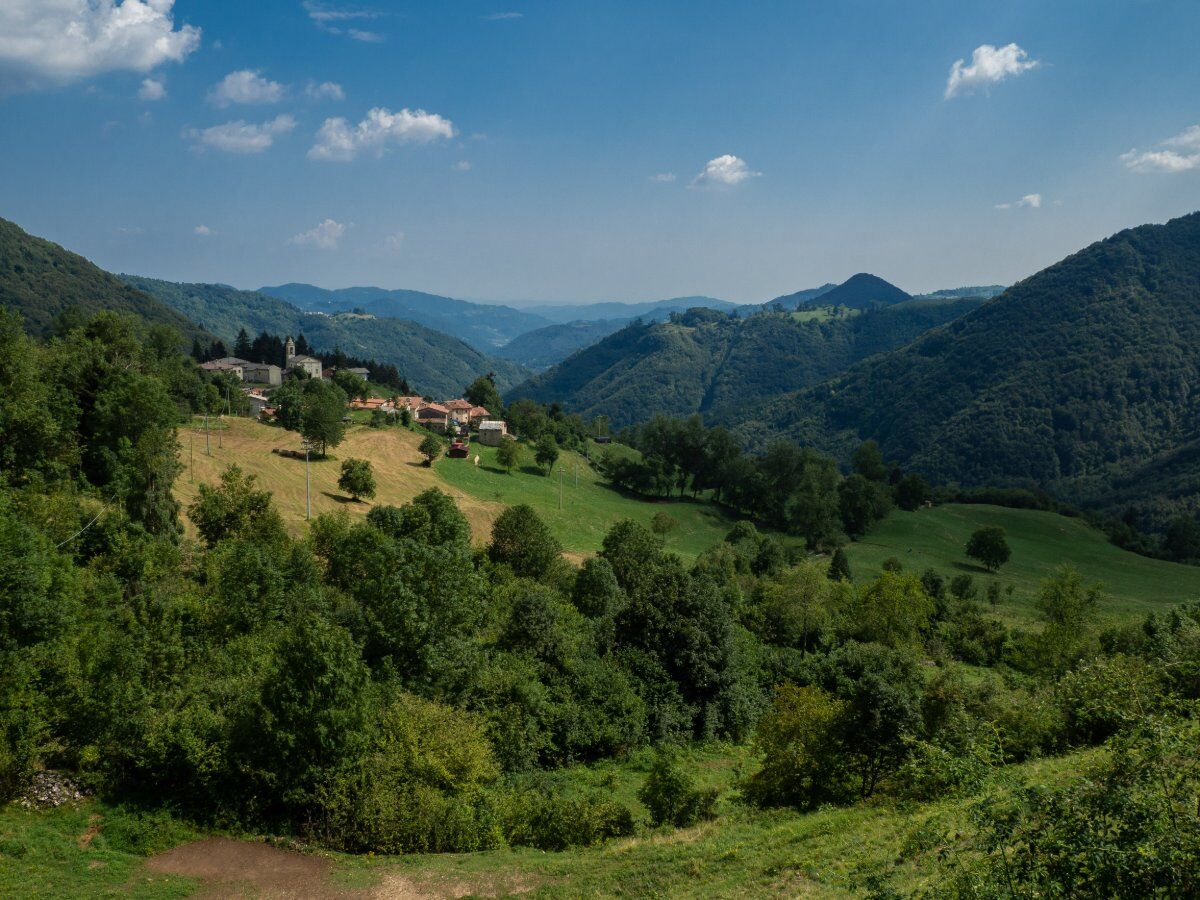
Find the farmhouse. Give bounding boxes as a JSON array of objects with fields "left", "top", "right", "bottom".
[
  {"left": 478, "top": 420, "right": 508, "bottom": 446},
  {"left": 200, "top": 357, "right": 282, "bottom": 386},
  {"left": 417, "top": 403, "right": 450, "bottom": 432},
  {"left": 468, "top": 406, "right": 491, "bottom": 426},
  {"left": 444, "top": 398, "right": 474, "bottom": 425}
]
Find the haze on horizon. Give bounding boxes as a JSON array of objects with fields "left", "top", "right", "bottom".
[{"left": 1, "top": 0, "right": 1198, "bottom": 304}]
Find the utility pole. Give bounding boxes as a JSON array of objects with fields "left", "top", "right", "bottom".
[
  {"left": 204, "top": 411, "right": 211, "bottom": 456},
  {"left": 305, "top": 440, "right": 312, "bottom": 520},
  {"left": 189, "top": 429, "right": 194, "bottom": 482},
  {"left": 575, "top": 460, "right": 578, "bottom": 488},
  {"left": 559, "top": 468, "right": 563, "bottom": 510}
]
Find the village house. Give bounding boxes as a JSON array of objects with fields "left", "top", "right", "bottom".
[
  {"left": 241, "top": 388, "right": 271, "bottom": 418},
  {"left": 417, "top": 403, "right": 450, "bottom": 432},
  {"left": 468, "top": 406, "right": 491, "bottom": 427},
  {"left": 284, "top": 337, "right": 323, "bottom": 380},
  {"left": 478, "top": 420, "right": 508, "bottom": 446},
  {"left": 444, "top": 398, "right": 474, "bottom": 426},
  {"left": 201, "top": 357, "right": 283, "bottom": 386}
]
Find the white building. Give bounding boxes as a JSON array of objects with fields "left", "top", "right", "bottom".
[{"left": 284, "top": 337, "right": 322, "bottom": 380}]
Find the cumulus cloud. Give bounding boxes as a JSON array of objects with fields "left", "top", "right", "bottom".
[
  {"left": 138, "top": 76, "right": 166, "bottom": 101},
  {"left": 649, "top": 172, "right": 677, "bottom": 183},
  {"left": 289, "top": 218, "right": 347, "bottom": 250},
  {"left": 305, "top": 80, "right": 344, "bottom": 101},
  {"left": 945, "top": 43, "right": 1040, "bottom": 99},
  {"left": 1122, "top": 125, "right": 1200, "bottom": 173},
  {"left": 691, "top": 155, "right": 761, "bottom": 188},
  {"left": 184, "top": 114, "right": 297, "bottom": 154},
  {"left": 994, "top": 193, "right": 1043, "bottom": 210},
  {"left": 0, "top": 0, "right": 200, "bottom": 92},
  {"left": 308, "top": 107, "right": 456, "bottom": 162},
  {"left": 381, "top": 231, "right": 405, "bottom": 253},
  {"left": 486, "top": 12, "right": 524, "bottom": 20},
  {"left": 208, "top": 69, "right": 285, "bottom": 107},
  {"left": 194, "top": 224, "right": 213, "bottom": 236}
]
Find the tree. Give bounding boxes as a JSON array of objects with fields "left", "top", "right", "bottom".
[
  {"left": 638, "top": 750, "right": 717, "bottom": 828},
  {"left": 496, "top": 436, "right": 522, "bottom": 474},
  {"left": 418, "top": 434, "right": 444, "bottom": 466},
  {"left": 488, "top": 504, "right": 562, "bottom": 579},
  {"left": 1163, "top": 516, "right": 1200, "bottom": 562},
  {"left": 852, "top": 440, "right": 888, "bottom": 482},
  {"left": 233, "top": 327, "right": 252, "bottom": 359},
  {"left": 895, "top": 473, "right": 930, "bottom": 511},
  {"left": 650, "top": 511, "right": 677, "bottom": 538},
  {"left": 338, "top": 458, "right": 376, "bottom": 502},
  {"left": 828, "top": 547, "right": 852, "bottom": 582},
  {"left": 966, "top": 525, "right": 1011, "bottom": 572},
  {"left": 839, "top": 473, "right": 880, "bottom": 537},
  {"left": 332, "top": 369, "right": 368, "bottom": 401},
  {"left": 534, "top": 432, "right": 559, "bottom": 474},
  {"left": 464, "top": 375, "right": 502, "bottom": 415},
  {"left": 188, "top": 464, "right": 286, "bottom": 547},
  {"left": 300, "top": 379, "right": 348, "bottom": 456}
]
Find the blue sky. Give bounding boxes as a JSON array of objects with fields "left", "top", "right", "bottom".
[{"left": 1, "top": 0, "right": 1198, "bottom": 304}]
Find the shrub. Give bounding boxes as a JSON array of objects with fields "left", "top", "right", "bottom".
[
  {"left": 1056, "top": 654, "right": 1163, "bottom": 745},
  {"left": 337, "top": 458, "right": 376, "bottom": 502},
  {"left": 488, "top": 505, "right": 563, "bottom": 580},
  {"left": 497, "top": 779, "right": 635, "bottom": 850},
  {"left": 637, "top": 750, "right": 718, "bottom": 828}
]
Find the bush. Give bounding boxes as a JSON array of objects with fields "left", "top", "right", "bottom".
[
  {"left": 1056, "top": 654, "right": 1163, "bottom": 745},
  {"left": 895, "top": 723, "right": 1002, "bottom": 801},
  {"left": 337, "top": 458, "right": 376, "bottom": 502},
  {"left": 637, "top": 750, "right": 718, "bottom": 828},
  {"left": 497, "top": 779, "right": 635, "bottom": 850},
  {"left": 318, "top": 693, "right": 501, "bottom": 854}
]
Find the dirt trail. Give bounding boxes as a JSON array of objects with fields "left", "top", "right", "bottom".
[{"left": 146, "top": 838, "right": 531, "bottom": 899}]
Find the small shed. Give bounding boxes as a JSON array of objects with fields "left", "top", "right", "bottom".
[
  {"left": 448, "top": 439, "right": 470, "bottom": 459},
  {"left": 478, "top": 420, "right": 508, "bottom": 446}
]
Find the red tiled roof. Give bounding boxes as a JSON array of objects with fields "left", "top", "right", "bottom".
[
  {"left": 445, "top": 398, "right": 473, "bottom": 410},
  {"left": 419, "top": 403, "right": 449, "bottom": 416}
]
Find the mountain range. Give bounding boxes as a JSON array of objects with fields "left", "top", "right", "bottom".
[
  {"left": 741, "top": 211, "right": 1200, "bottom": 529},
  {"left": 509, "top": 277, "right": 984, "bottom": 428}
]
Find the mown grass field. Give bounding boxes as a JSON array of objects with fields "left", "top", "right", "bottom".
[
  {"left": 844, "top": 503, "right": 1200, "bottom": 623},
  {"left": 435, "top": 440, "right": 780, "bottom": 560}
]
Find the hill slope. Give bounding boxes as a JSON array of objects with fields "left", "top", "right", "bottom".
[
  {"left": 0, "top": 217, "right": 208, "bottom": 341},
  {"left": 495, "top": 319, "right": 629, "bottom": 370},
  {"left": 753, "top": 211, "right": 1200, "bottom": 527},
  {"left": 509, "top": 296, "right": 984, "bottom": 428},
  {"left": 523, "top": 295, "right": 740, "bottom": 324},
  {"left": 800, "top": 272, "right": 910, "bottom": 309},
  {"left": 125, "top": 277, "right": 530, "bottom": 397},
  {"left": 259, "top": 283, "right": 550, "bottom": 351}
]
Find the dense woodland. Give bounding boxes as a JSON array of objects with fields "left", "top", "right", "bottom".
[
  {"left": 510, "top": 296, "right": 984, "bottom": 428},
  {"left": 2, "top": 307, "right": 1199, "bottom": 895},
  {"left": 754, "top": 212, "right": 1200, "bottom": 533}
]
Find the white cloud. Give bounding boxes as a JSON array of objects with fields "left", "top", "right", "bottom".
[
  {"left": 138, "top": 76, "right": 166, "bottom": 101},
  {"left": 305, "top": 80, "right": 344, "bottom": 101},
  {"left": 289, "top": 218, "right": 347, "bottom": 250},
  {"left": 486, "top": 12, "right": 524, "bottom": 20},
  {"left": 454, "top": 160, "right": 472, "bottom": 171},
  {"left": 994, "top": 193, "right": 1043, "bottom": 210},
  {"left": 0, "top": 0, "right": 200, "bottom": 92},
  {"left": 208, "top": 69, "right": 285, "bottom": 107},
  {"left": 691, "top": 155, "right": 761, "bottom": 188},
  {"left": 304, "top": 2, "right": 383, "bottom": 40},
  {"left": 308, "top": 107, "right": 456, "bottom": 162},
  {"left": 1122, "top": 125, "right": 1200, "bottom": 173},
  {"left": 194, "top": 224, "right": 213, "bottom": 236},
  {"left": 184, "top": 114, "right": 297, "bottom": 154},
  {"left": 650, "top": 172, "right": 677, "bottom": 183},
  {"left": 944, "top": 43, "right": 1040, "bottom": 99},
  {"left": 382, "top": 231, "right": 405, "bottom": 253}
]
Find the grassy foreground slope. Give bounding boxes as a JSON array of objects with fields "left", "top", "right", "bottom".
[
  {"left": 843, "top": 504, "right": 1200, "bottom": 623},
  {"left": 0, "top": 746, "right": 1097, "bottom": 898}
]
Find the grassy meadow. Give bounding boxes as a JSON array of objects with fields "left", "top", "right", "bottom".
[{"left": 844, "top": 503, "right": 1200, "bottom": 624}]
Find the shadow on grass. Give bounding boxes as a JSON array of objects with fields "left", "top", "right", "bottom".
[{"left": 321, "top": 491, "right": 359, "bottom": 504}]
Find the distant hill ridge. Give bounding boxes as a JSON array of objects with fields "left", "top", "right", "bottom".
[
  {"left": 126, "top": 276, "right": 530, "bottom": 398},
  {"left": 0, "top": 217, "right": 210, "bottom": 343},
  {"left": 258, "top": 283, "right": 551, "bottom": 351},
  {"left": 509, "top": 293, "right": 984, "bottom": 428}
]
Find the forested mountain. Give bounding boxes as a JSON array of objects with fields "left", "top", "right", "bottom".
[
  {"left": 495, "top": 318, "right": 629, "bottom": 370},
  {"left": 916, "top": 284, "right": 1006, "bottom": 301},
  {"left": 761, "top": 282, "right": 837, "bottom": 310},
  {"left": 259, "top": 283, "right": 549, "bottom": 351},
  {"left": 749, "top": 211, "right": 1200, "bottom": 529},
  {"left": 125, "top": 276, "right": 530, "bottom": 397},
  {"left": 523, "top": 295, "right": 740, "bottom": 324},
  {"left": 799, "top": 273, "right": 910, "bottom": 309},
  {"left": 509, "top": 296, "right": 984, "bottom": 428},
  {"left": 0, "top": 217, "right": 210, "bottom": 342}
]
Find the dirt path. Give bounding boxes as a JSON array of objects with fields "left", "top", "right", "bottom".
[{"left": 146, "top": 838, "right": 532, "bottom": 899}]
